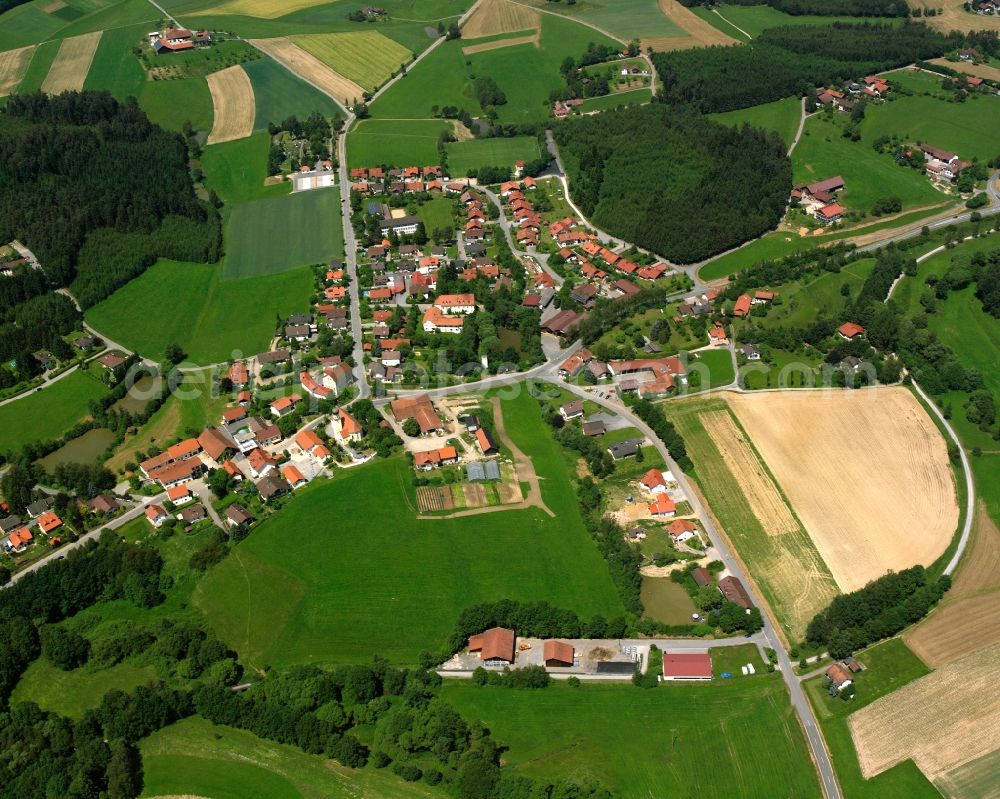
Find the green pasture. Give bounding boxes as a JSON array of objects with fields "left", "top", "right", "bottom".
[
  {"left": 14, "top": 38, "right": 59, "bottom": 93},
  {"left": 0, "top": 2, "right": 66, "bottom": 50},
  {"left": 755, "top": 257, "right": 876, "bottom": 330},
  {"left": 201, "top": 131, "right": 291, "bottom": 204},
  {"left": 346, "top": 118, "right": 453, "bottom": 166},
  {"left": 10, "top": 659, "right": 156, "bottom": 718},
  {"left": 0, "top": 0, "right": 156, "bottom": 51},
  {"left": 445, "top": 135, "right": 541, "bottom": 176},
  {"left": 139, "top": 76, "right": 213, "bottom": 132},
  {"left": 224, "top": 188, "right": 343, "bottom": 279},
  {"left": 369, "top": 38, "right": 470, "bottom": 119},
  {"left": 524, "top": 0, "right": 686, "bottom": 41},
  {"left": 193, "top": 388, "right": 625, "bottom": 667},
  {"left": 692, "top": 3, "right": 902, "bottom": 39},
  {"left": 709, "top": 95, "right": 801, "bottom": 147},
  {"left": 803, "top": 638, "right": 939, "bottom": 799},
  {"left": 444, "top": 678, "right": 822, "bottom": 798},
  {"left": 0, "top": 369, "right": 108, "bottom": 453},
  {"left": 289, "top": 30, "right": 411, "bottom": 91},
  {"left": 688, "top": 347, "right": 736, "bottom": 390},
  {"left": 140, "top": 716, "right": 439, "bottom": 799},
  {"left": 242, "top": 55, "right": 343, "bottom": 131},
  {"left": 81, "top": 23, "right": 146, "bottom": 99},
  {"left": 86, "top": 259, "right": 310, "bottom": 364},
  {"left": 577, "top": 87, "right": 652, "bottom": 114}
]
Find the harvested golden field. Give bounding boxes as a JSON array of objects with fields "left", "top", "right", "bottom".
[
  {"left": 206, "top": 65, "right": 255, "bottom": 145},
  {"left": 669, "top": 399, "right": 838, "bottom": 644},
  {"left": 0, "top": 45, "right": 34, "bottom": 96},
  {"left": 192, "top": 0, "right": 328, "bottom": 18},
  {"left": 42, "top": 31, "right": 101, "bottom": 94},
  {"left": 728, "top": 388, "right": 958, "bottom": 593},
  {"left": 701, "top": 409, "right": 799, "bottom": 536},
  {"left": 905, "top": 505, "right": 1000, "bottom": 667},
  {"left": 649, "top": 0, "right": 738, "bottom": 50},
  {"left": 462, "top": 32, "right": 539, "bottom": 55},
  {"left": 850, "top": 642, "right": 1000, "bottom": 781},
  {"left": 907, "top": 0, "right": 1000, "bottom": 32},
  {"left": 929, "top": 57, "right": 1000, "bottom": 82},
  {"left": 248, "top": 38, "right": 361, "bottom": 107},
  {"left": 463, "top": 0, "right": 540, "bottom": 38}
]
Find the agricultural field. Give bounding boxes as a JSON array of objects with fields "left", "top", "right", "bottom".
[
  {"left": 288, "top": 30, "right": 411, "bottom": 91},
  {"left": 86, "top": 259, "right": 311, "bottom": 364},
  {"left": 577, "top": 87, "right": 652, "bottom": 113},
  {"left": 462, "top": 0, "right": 539, "bottom": 38},
  {"left": 692, "top": 3, "right": 901, "bottom": 39},
  {"left": 0, "top": 369, "right": 108, "bottom": 454},
  {"left": 206, "top": 64, "right": 255, "bottom": 144},
  {"left": 347, "top": 118, "right": 454, "bottom": 167},
  {"left": 905, "top": 505, "right": 1000, "bottom": 667},
  {"left": 182, "top": 0, "right": 331, "bottom": 17},
  {"left": 14, "top": 37, "right": 59, "bottom": 92},
  {"left": 248, "top": 37, "right": 360, "bottom": 107},
  {"left": 80, "top": 22, "right": 146, "bottom": 99},
  {"left": 0, "top": 0, "right": 148, "bottom": 51},
  {"left": 242, "top": 55, "right": 343, "bottom": 131},
  {"left": 650, "top": 0, "right": 738, "bottom": 49},
  {"left": 728, "top": 388, "right": 958, "bottom": 593},
  {"left": 665, "top": 397, "right": 838, "bottom": 643},
  {"left": 907, "top": 0, "right": 1000, "bottom": 33},
  {"left": 141, "top": 716, "right": 439, "bottom": 799},
  {"left": 40, "top": 29, "right": 100, "bottom": 93},
  {"left": 849, "top": 642, "right": 1000, "bottom": 790},
  {"left": 368, "top": 38, "right": 472, "bottom": 119},
  {"left": 794, "top": 113, "right": 944, "bottom": 216},
  {"left": 138, "top": 76, "right": 213, "bottom": 132},
  {"left": 0, "top": 2, "right": 65, "bottom": 51},
  {"left": 193, "top": 389, "right": 625, "bottom": 667},
  {"left": 445, "top": 134, "right": 540, "bottom": 175},
  {"left": 709, "top": 95, "right": 801, "bottom": 148},
  {"left": 930, "top": 56, "right": 1000, "bottom": 83},
  {"left": 0, "top": 44, "right": 34, "bottom": 95},
  {"left": 223, "top": 188, "right": 343, "bottom": 279},
  {"left": 444, "top": 677, "right": 822, "bottom": 798},
  {"left": 201, "top": 131, "right": 291, "bottom": 204}
]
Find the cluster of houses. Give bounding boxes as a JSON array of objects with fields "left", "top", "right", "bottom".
[
  {"left": 146, "top": 27, "right": 211, "bottom": 53},
  {"left": 350, "top": 165, "right": 465, "bottom": 197},
  {"left": 499, "top": 177, "right": 543, "bottom": 248},
  {"left": 917, "top": 144, "right": 971, "bottom": 185},
  {"left": 815, "top": 75, "right": 891, "bottom": 112},
  {"left": 552, "top": 98, "right": 584, "bottom": 118},
  {"left": 791, "top": 175, "right": 847, "bottom": 225},
  {"left": 1, "top": 499, "right": 63, "bottom": 554},
  {"left": 391, "top": 395, "right": 499, "bottom": 459},
  {"left": 557, "top": 346, "right": 690, "bottom": 399}
]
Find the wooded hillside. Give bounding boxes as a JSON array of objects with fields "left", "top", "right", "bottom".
[{"left": 553, "top": 105, "right": 790, "bottom": 263}]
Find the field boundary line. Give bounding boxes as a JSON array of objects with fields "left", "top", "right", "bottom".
[{"left": 712, "top": 8, "right": 752, "bottom": 40}]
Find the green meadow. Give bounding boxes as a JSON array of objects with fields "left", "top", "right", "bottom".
[
  {"left": 139, "top": 76, "right": 213, "bottom": 132},
  {"left": 81, "top": 22, "right": 146, "bottom": 100},
  {"left": 445, "top": 135, "right": 541, "bottom": 176},
  {"left": 709, "top": 95, "right": 802, "bottom": 148},
  {"left": 0, "top": 369, "right": 107, "bottom": 454},
  {"left": 444, "top": 677, "right": 822, "bottom": 798},
  {"left": 224, "top": 188, "right": 343, "bottom": 279},
  {"left": 578, "top": 87, "right": 652, "bottom": 114},
  {"left": 691, "top": 3, "right": 901, "bottom": 39},
  {"left": 14, "top": 38, "right": 60, "bottom": 93},
  {"left": 10, "top": 659, "right": 156, "bottom": 718},
  {"left": 86, "top": 259, "right": 310, "bottom": 364},
  {"left": 533, "top": 0, "right": 686, "bottom": 40},
  {"left": 201, "top": 131, "right": 291, "bottom": 204},
  {"left": 369, "top": 38, "right": 470, "bottom": 120},
  {"left": 689, "top": 347, "right": 736, "bottom": 390},
  {"left": 242, "top": 55, "right": 343, "bottom": 131},
  {"left": 0, "top": 0, "right": 156, "bottom": 51},
  {"left": 194, "top": 388, "right": 625, "bottom": 667},
  {"left": 347, "top": 118, "right": 453, "bottom": 167},
  {"left": 417, "top": 196, "right": 454, "bottom": 234}
]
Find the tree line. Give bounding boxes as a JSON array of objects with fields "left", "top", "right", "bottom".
[
  {"left": 805, "top": 566, "right": 951, "bottom": 657},
  {"left": 652, "top": 22, "right": 960, "bottom": 113},
  {"left": 553, "top": 104, "right": 790, "bottom": 262}
]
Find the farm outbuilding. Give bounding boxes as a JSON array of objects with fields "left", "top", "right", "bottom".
[
  {"left": 662, "top": 652, "right": 712, "bottom": 681},
  {"left": 468, "top": 627, "right": 516, "bottom": 664},
  {"left": 544, "top": 640, "right": 575, "bottom": 667}
]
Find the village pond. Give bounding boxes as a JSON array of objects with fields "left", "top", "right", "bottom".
[
  {"left": 641, "top": 576, "right": 699, "bottom": 625},
  {"left": 37, "top": 428, "right": 116, "bottom": 469}
]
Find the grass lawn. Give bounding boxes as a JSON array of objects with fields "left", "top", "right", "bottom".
[
  {"left": 444, "top": 678, "right": 822, "bottom": 798},
  {"left": 347, "top": 118, "right": 453, "bottom": 167},
  {"left": 81, "top": 22, "right": 146, "bottom": 100},
  {"left": 664, "top": 397, "right": 838, "bottom": 643},
  {"left": 417, "top": 196, "right": 454, "bottom": 236},
  {"left": 201, "top": 131, "right": 290, "bottom": 204},
  {"left": 242, "top": 55, "right": 343, "bottom": 131},
  {"left": 445, "top": 135, "right": 541, "bottom": 176},
  {"left": 194, "top": 388, "right": 625, "bottom": 667},
  {"left": 709, "top": 95, "right": 801, "bottom": 148},
  {"left": 140, "top": 716, "right": 439, "bottom": 799},
  {"left": 288, "top": 30, "right": 411, "bottom": 91},
  {"left": 640, "top": 576, "right": 697, "bottom": 624},
  {"left": 86, "top": 259, "right": 310, "bottom": 364},
  {"left": 0, "top": 369, "right": 107, "bottom": 453},
  {"left": 15, "top": 38, "right": 60, "bottom": 93},
  {"left": 802, "top": 638, "right": 939, "bottom": 798},
  {"left": 224, "top": 188, "right": 343, "bottom": 279},
  {"left": 577, "top": 88, "right": 652, "bottom": 114},
  {"left": 860, "top": 90, "right": 1000, "bottom": 163},
  {"left": 10, "top": 658, "right": 156, "bottom": 718},
  {"left": 688, "top": 348, "right": 735, "bottom": 391},
  {"left": 794, "top": 113, "right": 943, "bottom": 216},
  {"left": 139, "top": 76, "right": 213, "bottom": 132}
]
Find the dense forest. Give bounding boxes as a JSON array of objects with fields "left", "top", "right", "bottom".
[
  {"left": 553, "top": 105, "right": 790, "bottom": 262},
  {"left": 0, "top": 92, "right": 221, "bottom": 310},
  {"left": 680, "top": 0, "right": 909, "bottom": 16},
  {"left": 652, "top": 22, "right": 959, "bottom": 113}
]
